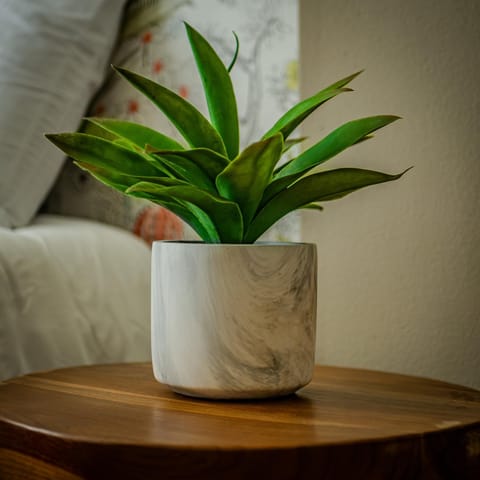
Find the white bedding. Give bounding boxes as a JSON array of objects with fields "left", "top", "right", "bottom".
[{"left": 0, "top": 215, "right": 151, "bottom": 380}]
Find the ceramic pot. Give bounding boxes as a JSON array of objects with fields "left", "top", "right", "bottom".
[{"left": 151, "top": 241, "right": 317, "bottom": 399}]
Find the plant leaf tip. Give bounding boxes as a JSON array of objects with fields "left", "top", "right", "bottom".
[
  {"left": 45, "top": 132, "right": 62, "bottom": 143},
  {"left": 112, "top": 65, "right": 128, "bottom": 77},
  {"left": 227, "top": 30, "right": 240, "bottom": 72},
  {"left": 386, "top": 115, "right": 403, "bottom": 123},
  {"left": 183, "top": 21, "right": 194, "bottom": 32},
  {"left": 348, "top": 69, "right": 364, "bottom": 81}
]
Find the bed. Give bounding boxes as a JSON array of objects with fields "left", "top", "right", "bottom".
[{"left": 0, "top": 215, "right": 151, "bottom": 380}]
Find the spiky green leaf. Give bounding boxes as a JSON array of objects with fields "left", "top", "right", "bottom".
[
  {"left": 185, "top": 22, "right": 239, "bottom": 159},
  {"left": 262, "top": 115, "right": 401, "bottom": 206},
  {"left": 45, "top": 133, "right": 164, "bottom": 177},
  {"left": 85, "top": 118, "right": 184, "bottom": 151},
  {"left": 227, "top": 31, "right": 239, "bottom": 73},
  {"left": 113, "top": 138, "right": 139, "bottom": 150},
  {"left": 245, "top": 167, "right": 409, "bottom": 242},
  {"left": 91, "top": 173, "right": 219, "bottom": 241},
  {"left": 179, "top": 200, "right": 221, "bottom": 243},
  {"left": 283, "top": 137, "right": 308, "bottom": 154},
  {"left": 147, "top": 147, "right": 229, "bottom": 181},
  {"left": 262, "top": 71, "right": 363, "bottom": 140},
  {"left": 127, "top": 181, "right": 243, "bottom": 243},
  {"left": 74, "top": 162, "right": 130, "bottom": 192},
  {"left": 150, "top": 152, "right": 216, "bottom": 193},
  {"left": 81, "top": 119, "right": 117, "bottom": 141},
  {"left": 128, "top": 189, "right": 220, "bottom": 243},
  {"left": 277, "top": 116, "right": 400, "bottom": 179},
  {"left": 74, "top": 161, "right": 167, "bottom": 193},
  {"left": 216, "top": 134, "right": 283, "bottom": 226},
  {"left": 113, "top": 66, "right": 227, "bottom": 156}
]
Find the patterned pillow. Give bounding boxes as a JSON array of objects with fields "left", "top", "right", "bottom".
[
  {"left": 43, "top": 0, "right": 300, "bottom": 242},
  {"left": 133, "top": 206, "right": 184, "bottom": 246}
]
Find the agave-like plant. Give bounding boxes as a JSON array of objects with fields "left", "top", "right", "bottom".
[{"left": 46, "top": 23, "right": 408, "bottom": 244}]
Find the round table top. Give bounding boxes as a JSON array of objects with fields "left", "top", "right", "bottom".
[{"left": 1, "top": 363, "right": 479, "bottom": 479}]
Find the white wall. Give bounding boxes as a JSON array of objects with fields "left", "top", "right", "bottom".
[{"left": 300, "top": 0, "right": 480, "bottom": 388}]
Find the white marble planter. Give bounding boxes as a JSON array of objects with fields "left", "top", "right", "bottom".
[{"left": 151, "top": 241, "right": 317, "bottom": 399}]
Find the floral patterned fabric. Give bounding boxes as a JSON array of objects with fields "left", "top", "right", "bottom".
[{"left": 44, "top": 0, "right": 300, "bottom": 242}]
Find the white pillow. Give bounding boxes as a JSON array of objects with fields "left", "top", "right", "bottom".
[{"left": 0, "top": 0, "right": 127, "bottom": 228}]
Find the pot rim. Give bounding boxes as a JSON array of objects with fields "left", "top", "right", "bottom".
[{"left": 152, "top": 240, "right": 315, "bottom": 247}]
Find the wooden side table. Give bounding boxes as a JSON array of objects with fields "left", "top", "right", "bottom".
[{"left": 0, "top": 363, "right": 479, "bottom": 479}]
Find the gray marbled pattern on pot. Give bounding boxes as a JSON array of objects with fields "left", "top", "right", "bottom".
[{"left": 151, "top": 242, "right": 317, "bottom": 399}]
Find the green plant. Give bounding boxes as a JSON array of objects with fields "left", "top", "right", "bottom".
[{"left": 46, "top": 23, "right": 408, "bottom": 244}]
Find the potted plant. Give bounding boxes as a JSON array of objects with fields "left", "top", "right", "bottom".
[{"left": 46, "top": 23, "right": 408, "bottom": 399}]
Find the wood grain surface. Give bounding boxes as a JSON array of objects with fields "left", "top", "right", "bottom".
[{"left": 0, "top": 363, "right": 479, "bottom": 479}]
